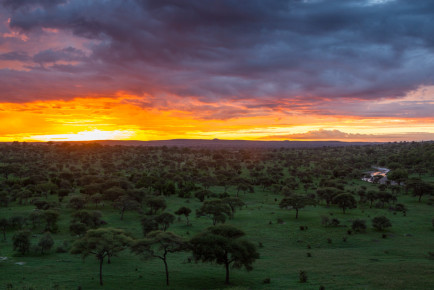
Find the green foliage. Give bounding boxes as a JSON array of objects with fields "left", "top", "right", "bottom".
[
  {"left": 70, "top": 228, "right": 133, "bottom": 286},
  {"left": 131, "top": 230, "right": 187, "bottom": 286},
  {"left": 333, "top": 193, "right": 357, "bottom": 214},
  {"left": 299, "top": 270, "right": 308, "bottom": 283},
  {"left": 155, "top": 212, "right": 175, "bottom": 231},
  {"left": 69, "top": 196, "right": 86, "bottom": 210},
  {"left": 0, "top": 217, "right": 9, "bottom": 240},
  {"left": 145, "top": 197, "right": 166, "bottom": 215},
  {"left": 372, "top": 216, "right": 392, "bottom": 231},
  {"left": 352, "top": 219, "right": 367, "bottom": 233},
  {"left": 196, "top": 199, "right": 232, "bottom": 225},
  {"left": 12, "top": 229, "right": 31, "bottom": 255},
  {"left": 190, "top": 225, "right": 259, "bottom": 284},
  {"left": 174, "top": 206, "right": 192, "bottom": 225},
  {"left": 279, "top": 194, "right": 315, "bottom": 219},
  {"left": 38, "top": 232, "right": 54, "bottom": 254}
]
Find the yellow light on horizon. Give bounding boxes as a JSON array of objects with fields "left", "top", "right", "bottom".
[{"left": 28, "top": 129, "right": 135, "bottom": 142}]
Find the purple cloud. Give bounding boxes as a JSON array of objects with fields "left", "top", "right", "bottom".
[{"left": 0, "top": 0, "right": 433, "bottom": 119}]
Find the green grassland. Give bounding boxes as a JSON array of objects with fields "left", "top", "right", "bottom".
[
  {"left": 1, "top": 185, "right": 433, "bottom": 289},
  {"left": 0, "top": 142, "right": 433, "bottom": 289}
]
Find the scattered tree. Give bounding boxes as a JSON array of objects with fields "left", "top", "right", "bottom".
[
  {"left": 190, "top": 225, "right": 259, "bottom": 285},
  {"left": 372, "top": 216, "right": 392, "bottom": 231},
  {"left": 279, "top": 195, "right": 315, "bottom": 219},
  {"left": 175, "top": 206, "right": 192, "bottom": 225},
  {"left": 12, "top": 229, "right": 31, "bottom": 255},
  {"left": 196, "top": 199, "right": 232, "bottom": 225},
  {"left": 70, "top": 228, "right": 132, "bottom": 286},
  {"left": 38, "top": 232, "right": 54, "bottom": 254},
  {"left": 131, "top": 231, "right": 187, "bottom": 286}
]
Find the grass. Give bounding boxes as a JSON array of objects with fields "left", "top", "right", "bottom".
[{"left": 1, "top": 183, "right": 433, "bottom": 289}]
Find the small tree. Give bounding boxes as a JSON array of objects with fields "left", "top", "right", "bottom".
[
  {"left": 0, "top": 218, "right": 9, "bottom": 241},
  {"left": 279, "top": 195, "right": 315, "bottom": 219},
  {"left": 333, "top": 193, "right": 357, "bottom": 214},
  {"left": 69, "top": 196, "right": 86, "bottom": 210},
  {"left": 145, "top": 197, "right": 166, "bottom": 215},
  {"left": 70, "top": 228, "right": 132, "bottom": 286},
  {"left": 38, "top": 232, "right": 54, "bottom": 254},
  {"left": 372, "top": 216, "right": 392, "bottom": 231},
  {"left": 43, "top": 210, "right": 59, "bottom": 233},
  {"left": 12, "top": 229, "right": 31, "bottom": 255},
  {"left": 131, "top": 231, "right": 187, "bottom": 286},
  {"left": 175, "top": 206, "right": 192, "bottom": 225},
  {"left": 141, "top": 216, "right": 158, "bottom": 236},
  {"left": 190, "top": 225, "right": 259, "bottom": 285},
  {"left": 223, "top": 197, "right": 245, "bottom": 219},
  {"left": 194, "top": 189, "right": 211, "bottom": 202},
  {"left": 352, "top": 219, "right": 367, "bottom": 233},
  {"left": 113, "top": 195, "right": 141, "bottom": 220},
  {"left": 155, "top": 212, "right": 175, "bottom": 231},
  {"left": 196, "top": 199, "right": 232, "bottom": 225}
]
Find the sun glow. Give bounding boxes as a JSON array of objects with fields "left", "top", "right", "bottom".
[{"left": 29, "top": 129, "right": 136, "bottom": 141}]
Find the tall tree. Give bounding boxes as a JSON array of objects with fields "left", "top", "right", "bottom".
[
  {"left": 196, "top": 199, "right": 232, "bottom": 225},
  {"left": 279, "top": 194, "right": 315, "bottom": 219},
  {"left": 175, "top": 206, "right": 192, "bottom": 226},
  {"left": 113, "top": 195, "right": 141, "bottom": 220},
  {"left": 12, "top": 230, "right": 31, "bottom": 255},
  {"left": 131, "top": 231, "right": 186, "bottom": 286},
  {"left": 190, "top": 225, "right": 259, "bottom": 285},
  {"left": 0, "top": 218, "right": 9, "bottom": 241},
  {"left": 333, "top": 193, "right": 357, "bottom": 214},
  {"left": 70, "top": 228, "right": 132, "bottom": 286}
]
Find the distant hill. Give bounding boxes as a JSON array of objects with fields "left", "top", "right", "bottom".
[{"left": 61, "top": 139, "right": 381, "bottom": 148}]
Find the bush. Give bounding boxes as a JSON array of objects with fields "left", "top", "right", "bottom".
[
  {"left": 55, "top": 241, "right": 70, "bottom": 253},
  {"left": 12, "top": 230, "right": 31, "bottom": 255},
  {"left": 299, "top": 270, "right": 307, "bottom": 283},
  {"left": 38, "top": 232, "right": 54, "bottom": 254},
  {"left": 352, "top": 219, "right": 367, "bottom": 232},
  {"left": 372, "top": 216, "right": 392, "bottom": 231}
]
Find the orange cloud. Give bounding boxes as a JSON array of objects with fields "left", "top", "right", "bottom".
[{"left": 0, "top": 94, "right": 433, "bottom": 142}]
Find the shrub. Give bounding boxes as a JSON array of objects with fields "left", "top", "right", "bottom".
[
  {"left": 12, "top": 230, "right": 31, "bottom": 255},
  {"left": 299, "top": 270, "right": 307, "bottom": 283},
  {"left": 372, "top": 216, "right": 392, "bottom": 231},
  {"left": 352, "top": 219, "right": 367, "bottom": 232}
]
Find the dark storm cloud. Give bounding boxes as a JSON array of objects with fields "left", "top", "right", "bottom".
[
  {"left": 1, "top": 0, "right": 433, "bottom": 116},
  {"left": 33, "top": 47, "right": 87, "bottom": 64}
]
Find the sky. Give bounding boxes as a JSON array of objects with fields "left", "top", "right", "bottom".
[{"left": 0, "top": 0, "right": 433, "bottom": 142}]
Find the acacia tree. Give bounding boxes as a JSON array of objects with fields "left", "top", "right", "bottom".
[
  {"left": 145, "top": 197, "right": 166, "bottom": 215},
  {"left": 279, "top": 195, "right": 315, "bottom": 219},
  {"left": 38, "top": 232, "right": 54, "bottom": 255},
  {"left": 131, "top": 231, "right": 186, "bottom": 286},
  {"left": 406, "top": 178, "right": 434, "bottom": 202},
  {"left": 333, "top": 193, "right": 357, "bottom": 214},
  {"left": 70, "top": 228, "right": 132, "bottom": 286},
  {"left": 223, "top": 197, "right": 245, "bottom": 219},
  {"left": 196, "top": 199, "right": 232, "bottom": 225},
  {"left": 175, "top": 206, "right": 192, "bottom": 225},
  {"left": 113, "top": 195, "right": 141, "bottom": 220},
  {"left": 190, "top": 225, "right": 259, "bottom": 285},
  {"left": 155, "top": 212, "right": 175, "bottom": 231},
  {"left": 12, "top": 229, "right": 31, "bottom": 255},
  {"left": 0, "top": 218, "right": 9, "bottom": 241},
  {"left": 372, "top": 216, "right": 392, "bottom": 231}
]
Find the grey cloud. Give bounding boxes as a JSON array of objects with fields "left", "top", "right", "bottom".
[
  {"left": 33, "top": 47, "right": 87, "bottom": 64},
  {"left": 0, "top": 51, "right": 30, "bottom": 61}
]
